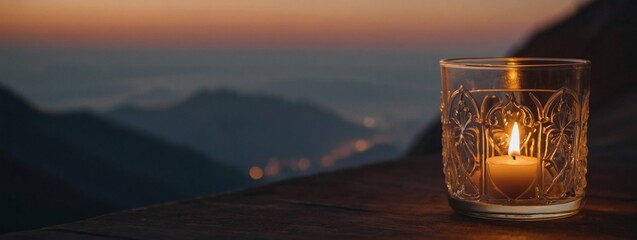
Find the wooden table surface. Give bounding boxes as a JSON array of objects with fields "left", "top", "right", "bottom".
[{"left": 2, "top": 153, "right": 636, "bottom": 239}]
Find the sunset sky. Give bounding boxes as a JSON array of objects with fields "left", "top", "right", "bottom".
[{"left": 1, "top": 0, "right": 586, "bottom": 50}]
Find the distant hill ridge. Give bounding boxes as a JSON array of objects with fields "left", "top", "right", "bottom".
[{"left": 107, "top": 89, "right": 386, "bottom": 176}]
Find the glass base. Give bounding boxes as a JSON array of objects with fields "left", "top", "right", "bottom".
[{"left": 449, "top": 197, "right": 584, "bottom": 221}]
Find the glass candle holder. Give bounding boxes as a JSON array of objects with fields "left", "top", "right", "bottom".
[{"left": 439, "top": 58, "right": 590, "bottom": 220}]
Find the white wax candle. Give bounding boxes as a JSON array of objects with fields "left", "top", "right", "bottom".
[
  {"left": 486, "top": 122, "right": 538, "bottom": 199},
  {"left": 487, "top": 155, "right": 537, "bottom": 199}
]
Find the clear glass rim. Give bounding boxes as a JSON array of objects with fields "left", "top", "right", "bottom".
[{"left": 440, "top": 57, "right": 590, "bottom": 69}]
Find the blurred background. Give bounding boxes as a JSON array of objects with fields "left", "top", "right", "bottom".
[{"left": 0, "top": 0, "right": 594, "bottom": 234}]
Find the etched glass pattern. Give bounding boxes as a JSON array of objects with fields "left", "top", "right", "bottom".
[{"left": 439, "top": 58, "right": 590, "bottom": 220}]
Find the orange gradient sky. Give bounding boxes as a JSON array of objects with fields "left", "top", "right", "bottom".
[{"left": 0, "top": 0, "right": 586, "bottom": 49}]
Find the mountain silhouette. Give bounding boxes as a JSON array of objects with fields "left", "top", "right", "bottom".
[
  {"left": 107, "top": 89, "right": 386, "bottom": 177},
  {"left": 0, "top": 86, "right": 249, "bottom": 233},
  {"left": 0, "top": 150, "right": 113, "bottom": 233}
]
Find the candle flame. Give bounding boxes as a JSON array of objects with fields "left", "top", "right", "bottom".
[{"left": 508, "top": 122, "right": 521, "bottom": 157}]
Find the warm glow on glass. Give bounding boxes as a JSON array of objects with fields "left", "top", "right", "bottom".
[
  {"left": 505, "top": 61, "right": 521, "bottom": 89},
  {"left": 508, "top": 122, "right": 521, "bottom": 157},
  {"left": 506, "top": 70, "right": 521, "bottom": 88}
]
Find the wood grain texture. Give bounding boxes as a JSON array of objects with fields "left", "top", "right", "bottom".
[{"left": 2, "top": 154, "right": 636, "bottom": 239}]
